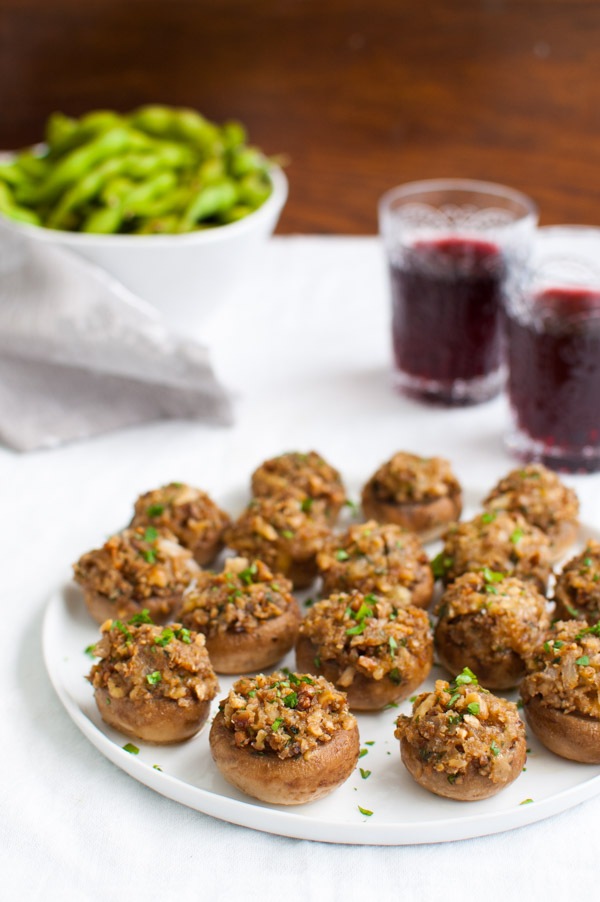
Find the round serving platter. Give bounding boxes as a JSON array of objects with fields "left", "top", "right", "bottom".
[{"left": 42, "top": 483, "right": 600, "bottom": 845}]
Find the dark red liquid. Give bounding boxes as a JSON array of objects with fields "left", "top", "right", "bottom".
[
  {"left": 506, "top": 287, "right": 600, "bottom": 469},
  {"left": 390, "top": 237, "right": 506, "bottom": 400}
]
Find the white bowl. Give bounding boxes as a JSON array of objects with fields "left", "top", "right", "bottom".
[{"left": 0, "top": 166, "right": 288, "bottom": 333}]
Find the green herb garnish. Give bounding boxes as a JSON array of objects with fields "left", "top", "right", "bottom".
[
  {"left": 301, "top": 497, "right": 313, "bottom": 512},
  {"left": 128, "top": 609, "right": 153, "bottom": 624},
  {"left": 576, "top": 655, "right": 590, "bottom": 666},
  {"left": 358, "top": 748, "right": 368, "bottom": 758},
  {"left": 146, "top": 671, "right": 162, "bottom": 685},
  {"left": 359, "top": 768, "right": 371, "bottom": 780},
  {"left": 283, "top": 692, "right": 298, "bottom": 708},
  {"left": 491, "top": 740, "right": 500, "bottom": 756},
  {"left": 466, "top": 702, "right": 480, "bottom": 716},
  {"left": 481, "top": 511, "right": 496, "bottom": 523},
  {"left": 271, "top": 718, "right": 284, "bottom": 732},
  {"left": 282, "top": 530, "right": 294, "bottom": 540},
  {"left": 336, "top": 549, "right": 350, "bottom": 561},
  {"left": 144, "top": 526, "right": 158, "bottom": 543},
  {"left": 431, "top": 552, "right": 453, "bottom": 579},
  {"left": 239, "top": 562, "right": 258, "bottom": 585},
  {"left": 174, "top": 627, "right": 192, "bottom": 644},
  {"left": 389, "top": 668, "right": 401, "bottom": 685},
  {"left": 346, "top": 623, "right": 366, "bottom": 636},
  {"left": 147, "top": 505, "right": 164, "bottom": 518},
  {"left": 123, "top": 743, "right": 139, "bottom": 755},
  {"left": 154, "top": 628, "right": 174, "bottom": 647},
  {"left": 114, "top": 620, "right": 133, "bottom": 644},
  {"left": 84, "top": 644, "right": 97, "bottom": 658},
  {"left": 142, "top": 549, "right": 157, "bottom": 564},
  {"left": 510, "top": 528, "right": 524, "bottom": 544},
  {"left": 358, "top": 806, "right": 373, "bottom": 816}
]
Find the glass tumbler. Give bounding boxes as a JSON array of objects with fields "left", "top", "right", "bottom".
[
  {"left": 379, "top": 179, "right": 538, "bottom": 406},
  {"left": 504, "top": 226, "right": 600, "bottom": 473}
]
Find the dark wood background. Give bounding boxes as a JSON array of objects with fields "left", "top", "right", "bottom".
[{"left": 2, "top": 0, "right": 599, "bottom": 233}]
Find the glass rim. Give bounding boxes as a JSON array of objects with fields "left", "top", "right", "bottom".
[{"left": 378, "top": 178, "right": 538, "bottom": 225}]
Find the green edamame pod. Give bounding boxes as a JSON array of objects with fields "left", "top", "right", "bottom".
[
  {"left": 82, "top": 205, "right": 124, "bottom": 234},
  {"left": 229, "top": 146, "right": 268, "bottom": 178},
  {"left": 221, "top": 120, "right": 246, "bottom": 150},
  {"left": 237, "top": 173, "right": 272, "bottom": 209},
  {"left": 121, "top": 171, "right": 178, "bottom": 216},
  {"left": 178, "top": 179, "right": 238, "bottom": 231},
  {"left": 47, "top": 156, "right": 126, "bottom": 228},
  {"left": 0, "top": 182, "right": 42, "bottom": 226},
  {"left": 217, "top": 204, "right": 253, "bottom": 224},
  {"left": 45, "top": 113, "right": 78, "bottom": 150},
  {"left": 129, "top": 105, "right": 176, "bottom": 138}
]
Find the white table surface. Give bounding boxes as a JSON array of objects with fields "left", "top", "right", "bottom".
[{"left": 3, "top": 236, "right": 599, "bottom": 901}]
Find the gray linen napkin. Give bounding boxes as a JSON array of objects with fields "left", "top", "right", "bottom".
[{"left": 0, "top": 224, "right": 233, "bottom": 451}]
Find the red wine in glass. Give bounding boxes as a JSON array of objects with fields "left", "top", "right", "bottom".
[
  {"left": 389, "top": 236, "right": 506, "bottom": 405},
  {"left": 506, "top": 286, "right": 600, "bottom": 472}
]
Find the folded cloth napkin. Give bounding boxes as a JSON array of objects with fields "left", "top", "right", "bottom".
[{"left": 0, "top": 224, "right": 233, "bottom": 451}]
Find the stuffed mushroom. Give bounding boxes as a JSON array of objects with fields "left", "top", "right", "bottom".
[
  {"left": 521, "top": 620, "right": 600, "bottom": 763},
  {"left": 131, "top": 483, "right": 230, "bottom": 566},
  {"left": 251, "top": 451, "right": 346, "bottom": 523},
  {"left": 395, "top": 668, "right": 526, "bottom": 800},
  {"left": 433, "top": 510, "right": 551, "bottom": 593},
  {"left": 484, "top": 464, "right": 579, "bottom": 562},
  {"left": 180, "top": 557, "right": 301, "bottom": 673},
  {"left": 88, "top": 616, "right": 218, "bottom": 743},
  {"left": 553, "top": 541, "right": 600, "bottom": 623},
  {"left": 434, "top": 571, "right": 551, "bottom": 689},
  {"left": 317, "top": 520, "right": 433, "bottom": 608},
  {"left": 362, "top": 451, "right": 462, "bottom": 542},
  {"left": 74, "top": 526, "right": 200, "bottom": 625},
  {"left": 296, "top": 591, "right": 433, "bottom": 709},
  {"left": 209, "top": 671, "right": 359, "bottom": 804},
  {"left": 223, "top": 495, "right": 331, "bottom": 588}
]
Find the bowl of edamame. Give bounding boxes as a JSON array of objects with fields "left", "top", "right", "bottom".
[{"left": 0, "top": 106, "right": 288, "bottom": 330}]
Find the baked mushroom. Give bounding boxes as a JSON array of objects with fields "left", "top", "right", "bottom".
[
  {"left": 434, "top": 571, "right": 551, "bottom": 690},
  {"left": 484, "top": 464, "right": 579, "bottom": 562},
  {"left": 73, "top": 526, "right": 200, "bottom": 625},
  {"left": 296, "top": 591, "right": 433, "bottom": 709},
  {"left": 362, "top": 451, "right": 462, "bottom": 542},
  {"left": 209, "top": 671, "right": 359, "bottom": 804},
  {"left": 180, "top": 557, "right": 301, "bottom": 673},
  {"left": 317, "top": 520, "right": 433, "bottom": 608},
  {"left": 553, "top": 541, "right": 600, "bottom": 622},
  {"left": 521, "top": 620, "right": 600, "bottom": 763},
  {"left": 432, "top": 510, "right": 551, "bottom": 593},
  {"left": 130, "top": 483, "right": 230, "bottom": 566},
  {"left": 251, "top": 451, "right": 346, "bottom": 523},
  {"left": 395, "top": 668, "right": 526, "bottom": 800},
  {"left": 223, "top": 495, "right": 331, "bottom": 588},
  {"left": 88, "top": 616, "right": 218, "bottom": 743}
]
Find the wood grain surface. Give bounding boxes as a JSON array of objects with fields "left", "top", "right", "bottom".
[{"left": 2, "top": 0, "right": 599, "bottom": 233}]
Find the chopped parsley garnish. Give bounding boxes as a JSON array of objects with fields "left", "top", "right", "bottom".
[
  {"left": 410, "top": 695, "right": 417, "bottom": 703},
  {"left": 314, "top": 656, "right": 321, "bottom": 668},
  {"left": 446, "top": 692, "right": 460, "bottom": 708},
  {"left": 454, "top": 667, "right": 478, "bottom": 687},
  {"left": 389, "top": 668, "right": 401, "bottom": 685},
  {"left": 282, "top": 530, "right": 294, "bottom": 540},
  {"left": 431, "top": 552, "right": 453, "bottom": 579},
  {"left": 359, "top": 768, "right": 371, "bottom": 780},
  {"left": 576, "top": 622, "right": 600, "bottom": 640},
  {"left": 566, "top": 603, "right": 581, "bottom": 618},
  {"left": 304, "top": 597, "right": 314, "bottom": 607},
  {"left": 142, "top": 549, "right": 157, "bottom": 564},
  {"left": 520, "top": 798, "right": 533, "bottom": 805},
  {"left": 358, "top": 806, "right": 373, "bottom": 816},
  {"left": 483, "top": 567, "right": 505, "bottom": 583},
  {"left": 346, "top": 623, "right": 366, "bottom": 636},
  {"left": 152, "top": 764, "right": 162, "bottom": 771},
  {"left": 383, "top": 701, "right": 399, "bottom": 710},
  {"left": 283, "top": 692, "right": 298, "bottom": 708},
  {"left": 336, "top": 549, "right": 350, "bottom": 561},
  {"left": 114, "top": 620, "right": 133, "bottom": 644},
  {"left": 517, "top": 698, "right": 523, "bottom": 709},
  {"left": 358, "top": 748, "right": 369, "bottom": 758},
  {"left": 146, "top": 671, "right": 162, "bottom": 685},
  {"left": 154, "top": 628, "right": 174, "bottom": 647},
  {"left": 301, "top": 497, "right": 313, "bottom": 512},
  {"left": 147, "top": 504, "right": 164, "bottom": 518},
  {"left": 144, "top": 526, "right": 158, "bottom": 543},
  {"left": 84, "top": 644, "right": 97, "bottom": 658},
  {"left": 247, "top": 690, "right": 257, "bottom": 697},
  {"left": 575, "top": 655, "right": 590, "bottom": 666},
  {"left": 466, "top": 702, "right": 480, "bottom": 716},
  {"left": 123, "top": 743, "right": 139, "bottom": 755},
  {"left": 510, "top": 528, "right": 524, "bottom": 544},
  {"left": 481, "top": 511, "right": 496, "bottom": 523},
  {"left": 271, "top": 718, "right": 284, "bottom": 732},
  {"left": 174, "top": 627, "right": 192, "bottom": 644},
  {"left": 491, "top": 741, "right": 500, "bottom": 756},
  {"left": 365, "top": 741, "right": 375, "bottom": 746},
  {"left": 239, "top": 562, "right": 258, "bottom": 585},
  {"left": 389, "top": 636, "right": 398, "bottom": 651},
  {"left": 344, "top": 499, "right": 359, "bottom": 515},
  {"left": 447, "top": 774, "right": 457, "bottom": 784},
  {"left": 128, "top": 609, "right": 153, "bottom": 624}
]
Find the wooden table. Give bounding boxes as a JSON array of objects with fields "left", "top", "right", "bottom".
[{"left": 3, "top": 0, "right": 599, "bottom": 233}]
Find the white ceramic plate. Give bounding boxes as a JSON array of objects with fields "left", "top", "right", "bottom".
[{"left": 42, "top": 484, "right": 600, "bottom": 845}]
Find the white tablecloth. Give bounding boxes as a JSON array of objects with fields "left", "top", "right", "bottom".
[{"left": 3, "top": 236, "right": 599, "bottom": 901}]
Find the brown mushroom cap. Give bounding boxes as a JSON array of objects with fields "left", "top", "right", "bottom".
[
  {"left": 209, "top": 711, "right": 360, "bottom": 804},
  {"left": 361, "top": 452, "right": 462, "bottom": 542},
  {"left": 203, "top": 599, "right": 302, "bottom": 674},
  {"left": 296, "top": 635, "right": 431, "bottom": 710},
  {"left": 95, "top": 688, "right": 211, "bottom": 743},
  {"left": 523, "top": 696, "right": 600, "bottom": 764},
  {"left": 400, "top": 736, "right": 526, "bottom": 800}
]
